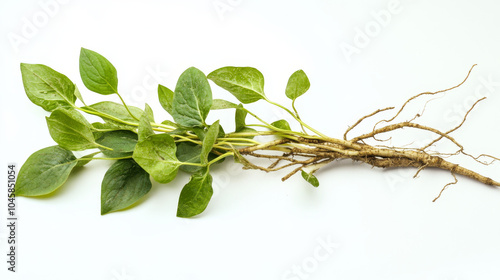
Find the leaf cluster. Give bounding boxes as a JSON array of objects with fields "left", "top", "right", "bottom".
[{"left": 17, "top": 48, "right": 316, "bottom": 217}]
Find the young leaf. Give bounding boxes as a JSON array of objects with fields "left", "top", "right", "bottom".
[
  {"left": 271, "top": 119, "right": 291, "bottom": 130},
  {"left": 84, "top": 101, "right": 144, "bottom": 125},
  {"left": 79, "top": 48, "right": 118, "bottom": 94},
  {"left": 171, "top": 67, "right": 212, "bottom": 127},
  {"left": 208, "top": 66, "right": 266, "bottom": 104},
  {"left": 200, "top": 120, "right": 220, "bottom": 165},
  {"left": 46, "top": 108, "right": 97, "bottom": 151},
  {"left": 133, "top": 133, "right": 181, "bottom": 183},
  {"left": 20, "top": 63, "right": 76, "bottom": 111},
  {"left": 16, "top": 146, "right": 78, "bottom": 196},
  {"left": 138, "top": 113, "right": 154, "bottom": 141},
  {"left": 301, "top": 170, "right": 319, "bottom": 187},
  {"left": 211, "top": 99, "right": 238, "bottom": 110},
  {"left": 158, "top": 84, "right": 174, "bottom": 115},
  {"left": 285, "top": 70, "right": 310, "bottom": 100},
  {"left": 101, "top": 159, "right": 152, "bottom": 215},
  {"left": 96, "top": 130, "right": 138, "bottom": 158},
  {"left": 235, "top": 104, "right": 248, "bottom": 132},
  {"left": 177, "top": 168, "right": 213, "bottom": 218}
]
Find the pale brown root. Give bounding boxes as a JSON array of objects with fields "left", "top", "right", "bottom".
[
  {"left": 433, "top": 173, "right": 458, "bottom": 202},
  {"left": 372, "top": 64, "right": 477, "bottom": 130},
  {"left": 421, "top": 97, "right": 486, "bottom": 151},
  {"left": 344, "top": 107, "right": 394, "bottom": 140},
  {"left": 232, "top": 65, "right": 499, "bottom": 201}
]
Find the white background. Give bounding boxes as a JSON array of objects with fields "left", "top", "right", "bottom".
[{"left": 2, "top": 0, "right": 500, "bottom": 279}]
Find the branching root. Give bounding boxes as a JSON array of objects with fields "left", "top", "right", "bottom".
[{"left": 236, "top": 65, "right": 500, "bottom": 200}]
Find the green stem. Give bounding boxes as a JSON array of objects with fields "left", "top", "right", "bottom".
[
  {"left": 264, "top": 97, "right": 328, "bottom": 138},
  {"left": 76, "top": 106, "right": 138, "bottom": 127},
  {"left": 208, "top": 152, "right": 233, "bottom": 166},
  {"left": 94, "top": 143, "right": 114, "bottom": 151},
  {"left": 292, "top": 99, "right": 307, "bottom": 134},
  {"left": 115, "top": 92, "right": 140, "bottom": 122}
]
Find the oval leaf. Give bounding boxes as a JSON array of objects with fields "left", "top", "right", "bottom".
[
  {"left": 286, "top": 70, "right": 310, "bottom": 100},
  {"left": 171, "top": 67, "right": 212, "bottom": 127},
  {"left": 158, "top": 84, "right": 174, "bottom": 115},
  {"left": 16, "top": 146, "right": 77, "bottom": 196},
  {"left": 20, "top": 63, "right": 76, "bottom": 111},
  {"left": 177, "top": 168, "right": 213, "bottom": 218},
  {"left": 46, "top": 108, "right": 97, "bottom": 151},
  {"left": 271, "top": 119, "right": 291, "bottom": 130},
  {"left": 101, "top": 159, "right": 152, "bottom": 215},
  {"left": 133, "top": 133, "right": 181, "bottom": 183},
  {"left": 301, "top": 170, "right": 319, "bottom": 187},
  {"left": 208, "top": 66, "right": 265, "bottom": 104},
  {"left": 96, "top": 130, "right": 138, "bottom": 158},
  {"left": 79, "top": 48, "right": 118, "bottom": 95}
]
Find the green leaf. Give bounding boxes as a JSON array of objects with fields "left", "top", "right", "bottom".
[
  {"left": 144, "top": 103, "right": 155, "bottom": 122},
  {"left": 208, "top": 66, "right": 266, "bottom": 104},
  {"left": 158, "top": 84, "right": 174, "bottom": 115},
  {"left": 176, "top": 168, "right": 213, "bottom": 218},
  {"left": 20, "top": 63, "right": 76, "bottom": 111},
  {"left": 73, "top": 85, "right": 85, "bottom": 105},
  {"left": 84, "top": 101, "right": 144, "bottom": 125},
  {"left": 235, "top": 104, "right": 247, "bottom": 132},
  {"left": 79, "top": 48, "right": 118, "bottom": 94},
  {"left": 271, "top": 119, "right": 291, "bottom": 130},
  {"left": 101, "top": 159, "right": 152, "bottom": 214},
  {"left": 176, "top": 142, "right": 203, "bottom": 173},
  {"left": 91, "top": 122, "right": 134, "bottom": 139},
  {"left": 96, "top": 130, "right": 138, "bottom": 158},
  {"left": 137, "top": 113, "right": 154, "bottom": 141},
  {"left": 201, "top": 120, "right": 220, "bottom": 165},
  {"left": 211, "top": 99, "right": 238, "bottom": 110},
  {"left": 133, "top": 133, "right": 181, "bottom": 183},
  {"left": 301, "top": 170, "right": 319, "bottom": 187},
  {"left": 216, "top": 123, "right": 226, "bottom": 138},
  {"left": 16, "top": 146, "right": 77, "bottom": 196},
  {"left": 168, "top": 128, "right": 188, "bottom": 136},
  {"left": 192, "top": 127, "right": 206, "bottom": 141},
  {"left": 171, "top": 67, "right": 212, "bottom": 127},
  {"left": 177, "top": 142, "right": 219, "bottom": 174},
  {"left": 46, "top": 108, "right": 97, "bottom": 151},
  {"left": 286, "top": 70, "right": 310, "bottom": 100},
  {"left": 161, "top": 120, "right": 178, "bottom": 128}
]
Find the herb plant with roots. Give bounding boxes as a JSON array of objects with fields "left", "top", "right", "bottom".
[{"left": 16, "top": 48, "right": 500, "bottom": 217}]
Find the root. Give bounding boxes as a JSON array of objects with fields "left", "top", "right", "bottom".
[
  {"left": 433, "top": 173, "right": 458, "bottom": 202},
  {"left": 235, "top": 65, "right": 500, "bottom": 200}
]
